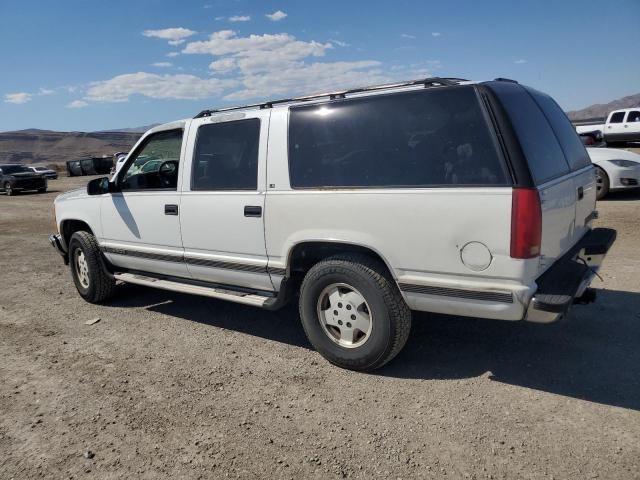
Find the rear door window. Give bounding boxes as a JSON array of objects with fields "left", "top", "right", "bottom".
[
  {"left": 288, "top": 86, "right": 509, "bottom": 188},
  {"left": 487, "top": 82, "right": 570, "bottom": 185},
  {"left": 626, "top": 111, "right": 640, "bottom": 123},
  {"left": 526, "top": 87, "right": 592, "bottom": 171},
  {"left": 191, "top": 119, "right": 260, "bottom": 191}
]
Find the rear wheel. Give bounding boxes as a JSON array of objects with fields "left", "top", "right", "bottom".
[
  {"left": 68, "top": 231, "right": 116, "bottom": 303},
  {"left": 38, "top": 187, "right": 47, "bottom": 193},
  {"left": 595, "top": 166, "right": 609, "bottom": 200},
  {"left": 299, "top": 254, "right": 411, "bottom": 371},
  {"left": 4, "top": 182, "right": 14, "bottom": 196}
]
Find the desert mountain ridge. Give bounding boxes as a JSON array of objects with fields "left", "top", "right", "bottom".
[
  {"left": 0, "top": 126, "right": 157, "bottom": 165},
  {"left": 567, "top": 93, "right": 640, "bottom": 121}
]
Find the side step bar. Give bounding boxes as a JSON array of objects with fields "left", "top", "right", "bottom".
[{"left": 114, "top": 272, "right": 271, "bottom": 308}]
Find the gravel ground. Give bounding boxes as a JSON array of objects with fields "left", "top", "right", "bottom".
[{"left": 1, "top": 174, "right": 639, "bottom": 479}]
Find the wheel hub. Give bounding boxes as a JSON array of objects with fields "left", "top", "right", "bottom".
[
  {"left": 316, "top": 283, "right": 372, "bottom": 348},
  {"left": 75, "top": 250, "right": 90, "bottom": 288}
]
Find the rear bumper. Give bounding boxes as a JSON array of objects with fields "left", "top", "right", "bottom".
[
  {"left": 49, "top": 233, "right": 68, "bottom": 265},
  {"left": 525, "top": 227, "right": 616, "bottom": 323}
]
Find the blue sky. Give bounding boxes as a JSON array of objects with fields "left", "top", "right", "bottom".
[{"left": 1, "top": 0, "right": 638, "bottom": 132}]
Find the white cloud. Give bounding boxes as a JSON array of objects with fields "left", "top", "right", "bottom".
[
  {"left": 66, "top": 100, "right": 89, "bottom": 108},
  {"left": 400, "top": 33, "right": 416, "bottom": 39},
  {"left": 166, "top": 52, "right": 180, "bottom": 58},
  {"left": 229, "top": 15, "right": 250, "bottom": 22},
  {"left": 152, "top": 62, "right": 173, "bottom": 67},
  {"left": 514, "top": 59, "right": 527, "bottom": 64},
  {"left": 266, "top": 10, "right": 287, "bottom": 21},
  {"left": 38, "top": 88, "right": 55, "bottom": 95},
  {"left": 330, "top": 39, "right": 350, "bottom": 47},
  {"left": 209, "top": 58, "right": 237, "bottom": 73},
  {"left": 184, "top": 30, "right": 331, "bottom": 73},
  {"left": 142, "top": 28, "right": 196, "bottom": 45},
  {"left": 4, "top": 92, "right": 32, "bottom": 104},
  {"left": 85, "top": 72, "right": 236, "bottom": 102},
  {"left": 215, "top": 16, "right": 225, "bottom": 21},
  {"left": 431, "top": 32, "right": 441, "bottom": 37},
  {"left": 223, "top": 60, "right": 387, "bottom": 101}
]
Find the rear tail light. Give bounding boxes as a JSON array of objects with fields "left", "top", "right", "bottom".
[{"left": 510, "top": 188, "right": 542, "bottom": 259}]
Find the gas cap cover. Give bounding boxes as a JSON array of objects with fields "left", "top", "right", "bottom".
[{"left": 460, "top": 241, "right": 492, "bottom": 271}]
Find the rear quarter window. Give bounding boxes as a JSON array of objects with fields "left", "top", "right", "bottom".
[
  {"left": 288, "top": 86, "right": 509, "bottom": 188},
  {"left": 487, "top": 82, "right": 570, "bottom": 185},
  {"left": 526, "top": 87, "right": 592, "bottom": 172}
]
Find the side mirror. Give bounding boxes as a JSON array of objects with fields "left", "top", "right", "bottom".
[{"left": 87, "top": 177, "right": 115, "bottom": 195}]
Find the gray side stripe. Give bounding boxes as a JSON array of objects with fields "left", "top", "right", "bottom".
[
  {"left": 101, "top": 246, "right": 272, "bottom": 275},
  {"left": 399, "top": 283, "right": 513, "bottom": 304}
]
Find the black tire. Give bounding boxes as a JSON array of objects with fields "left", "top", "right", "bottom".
[
  {"left": 299, "top": 254, "right": 411, "bottom": 371},
  {"left": 595, "top": 166, "right": 609, "bottom": 200},
  {"left": 38, "top": 187, "right": 47, "bottom": 193},
  {"left": 4, "top": 182, "right": 14, "bottom": 196},
  {"left": 68, "top": 231, "right": 116, "bottom": 303}
]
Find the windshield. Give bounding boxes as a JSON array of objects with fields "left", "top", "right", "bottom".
[
  {"left": 35, "top": 167, "right": 47, "bottom": 171},
  {"left": 2, "top": 165, "right": 31, "bottom": 174}
]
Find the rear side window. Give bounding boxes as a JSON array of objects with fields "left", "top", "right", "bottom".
[
  {"left": 192, "top": 119, "right": 260, "bottom": 191},
  {"left": 488, "top": 82, "right": 569, "bottom": 184},
  {"left": 288, "top": 86, "right": 509, "bottom": 188},
  {"left": 526, "top": 87, "right": 592, "bottom": 171},
  {"left": 609, "top": 112, "right": 625, "bottom": 123},
  {"left": 627, "top": 111, "right": 640, "bottom": 123}
]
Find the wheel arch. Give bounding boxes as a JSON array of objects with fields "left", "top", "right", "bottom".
[
  {"left": 60, "top": 219, "right": 95, "bottom": 249},
  {"left": 285, "top": 240, "right": 398, "bottom": 282}
]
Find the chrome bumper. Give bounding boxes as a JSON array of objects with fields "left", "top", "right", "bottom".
[
  {"left": 49, "top": 233, "right": 68, "bottom": 265},
  {"left": 525, "top": 228, "right": 616, "bottom": 324}
]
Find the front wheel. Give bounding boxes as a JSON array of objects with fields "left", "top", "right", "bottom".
[
  {"left": 4, "top": 182, "right": 14, "bottom": 196},
  {"left": 595, "top": 166, "right": 609, "bottom": 200},
  {"left": 68, "top": 231, "right": 116, "bottom": 303},
  {"left": 299, "top": 254, "right": 411, "bottom": 371}
]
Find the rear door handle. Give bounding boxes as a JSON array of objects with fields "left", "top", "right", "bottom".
[
  {"left": 244, "top": 205, "right": 262, "bottom": 217},
  {"left": 577, "top": 186, "right": 584, "bottom": 200},
  {"left": 165, "top": 204, "right": 179, "bottom": 215}
]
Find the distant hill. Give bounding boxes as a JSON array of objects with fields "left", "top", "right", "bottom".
[
  {"left": 0, "top": 129, "right": 143, "bottom": 165},
  {"left": 567, "top": 93, "right": 640, "bottom": 121}
]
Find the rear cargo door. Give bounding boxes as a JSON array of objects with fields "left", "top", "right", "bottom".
[
  {"left": 527, "top": 88, "right": 596, "bottom": 239},
  {"left": 488, "top": 82, "right": 592, "bottom": 267}
]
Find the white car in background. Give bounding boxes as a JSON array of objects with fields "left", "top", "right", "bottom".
[{"left": 587, "top": 147, "right": 640, "bottom": 199}]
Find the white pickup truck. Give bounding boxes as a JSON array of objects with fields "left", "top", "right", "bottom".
[
  {"left": 575, "top": 108, "right": 640, "bottom": 146},
  {"left": 49, "top": 77, "right": 616, "bottom": 371}
]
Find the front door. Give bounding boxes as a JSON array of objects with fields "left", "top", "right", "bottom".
[
  {"left": 179, "top": 111, "right": 273, "bottom": 292},
  {"left": 100, "top": 127, "right": 190, "bottom": 278}
]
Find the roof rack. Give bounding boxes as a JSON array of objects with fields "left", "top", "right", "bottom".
[{"left": 193, "top": 77, "right": 466, "bottom": 119}]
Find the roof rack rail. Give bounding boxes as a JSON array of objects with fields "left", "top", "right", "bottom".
[
  {"left": 494, "top": 77, "right": 519, "bottom": 83},
  {"left": 193, "top": 76, "right": 466, "bottom": 119}
]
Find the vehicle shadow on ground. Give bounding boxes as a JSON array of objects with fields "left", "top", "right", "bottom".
[
  {"left": 382, "top": 288, "right": 640, "bottom": 411},
  {"left": 108, "top": 285, "right": 640, "bottom": 411}
]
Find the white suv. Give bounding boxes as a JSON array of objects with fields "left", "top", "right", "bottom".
[{"left": 49, "top": 78, "right": 616, "bottom": 371}]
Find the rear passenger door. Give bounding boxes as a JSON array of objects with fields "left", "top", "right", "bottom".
[
  {"left": 623, "top": 110, "right": 640, "bottom": 140},
  {"left": 179, "top": 111, "right": 273, "bottom": 292}
]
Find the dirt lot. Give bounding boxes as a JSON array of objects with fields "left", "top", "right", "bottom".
[{"left": 1, "top": 174, "right": 639, "bottom": 479}]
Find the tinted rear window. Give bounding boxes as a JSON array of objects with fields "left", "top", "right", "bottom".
[
  {"left": 288, "top": 86, "right": 509, "bottom": 188},
  {"left": 488, "top": 82, "right": 570, "bottom": 184},
  {"left": 526, "top": 87, "right": 592, "bottom": 171}
]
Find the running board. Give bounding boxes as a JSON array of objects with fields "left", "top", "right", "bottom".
[{"left": 114, "top": 272, "right": 270, "bottom": 308}]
